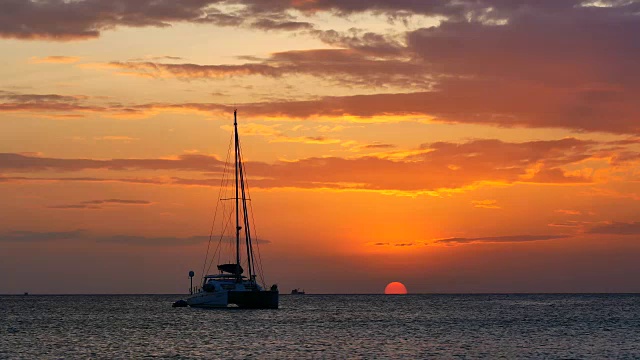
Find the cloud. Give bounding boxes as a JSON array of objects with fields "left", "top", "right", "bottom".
[
  {"left": 0, "top": 229, "right": 271, "bottom": 246},
  {"left": 97, "top": 48, "right": 431, "bottom": 89},
  {"left": 86, "top": 2, "right": 640, "bottom": 134},
  {"left": 270, "top": 135, "right": 340, "bottom": 145},
  {"left": 0, "top": 0, "right": 318, "bottom": 41},
  {"left": 220, "top": 123, "right": 342, "bottom": 145},
  {"left": 250, "top": 18, "right": 313, "bottom": 31},
  {"left": 2, "top": 78, "right": 639, "bottom": 135},
  {"left": 362, "top": 143, "right": 396, "bottom": 150},
  {"left": 555, "top": 209, "right": 583, "bottom": 216},
  {"left": 93, "top": 136, "right": 139, "bottom": 142},
  {"left": 265, "top": 0, "right": 633, "bottom": 20},
  {"left": 0, "top": 90, "right": 220, "bottom": 118},
  {"left": 0, "top": 90, "right": 85, "bottom": 103},
  {"left": 30, "top": 56, "right": 81, "bottom": 64},
  {"left": 220, "top": 85, "right": 639, "bottom": 134},
  {"left": 102, "top": 61, "right": 282, "bottom": 79},
  {"left": 96, "top": 234, "right": 270, "bottom": 246},
  {"left": 0, "top": 90, "right": 107, "bottom": 115},
  {"left": 371, "top": 242, "right": 419, "bottom": 247},
  {"left": 523, "top": 168, "right": 592, "bottom": 184},
  {"left": 48, "top": 204, "right": 102, "bottom": 210},
  {"left": 0, "top": 0, "right": 461, "bottom": 43},
  {"left": 83, "top": 199, "right": 150, "bottom": 205},
  {"left": 128, "top": 55, "right": 184, "bottom": 62},
  {"left": 0, "top": 230, "right": 85, "bottom": 242},
  {"left": 48, "top": 198, "right": 152, "bottom": 210},
  {"left": 344, "top": 141, "right": 398, "bottom": 152},
  {"left": 471, "top": 200, "right": 501, "bottom": 209},
  {"left": 0, "top": 137, "right": 601, "bottom": 193},
  {"left": 237, "top": 0, "right": 472, "bottom": 20},
  {"left": 548, "top": 220, "right": 592, "bottom": 228},
  {"left": 435, "top": 234, "right": 571, "bottom": 245},
  {"left": 587, "top": 221, "right": 640, "bottom": 235},
  {"left": 0, "top": 176, "right": 169, "bottom": 185},
  {"left": 0, "top": 153, "right": 225, "bottom": 172},
  {"left": 94, "top": 85, "right": 635, "bottom": 135},
  {"left": 0, "top": 0, "right": 221, "bottom": 41},
  {"left": 310, "top": 28, "right": 406, "bottom": 57}
]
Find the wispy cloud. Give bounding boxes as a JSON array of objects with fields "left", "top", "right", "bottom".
[
  {"left": 362, "top": 143, "right": 397, "bottom": 150},
  {"left": 0, "top": 153, "right": 226, "bottom": 172},
  {"left": 47, "top": 199, "right": 152, "bottom": 210},
  {"left": 0, "top": 137, "right": 603, "bottom": 193},
  {"left": 0, "top": 1, "right": 321, "bottom": 41},
  {"left": 547, "top": 220, "right": 593, "bottom": 228},
  {"left": 93, "top": 136, "right": 139, "bottom": 142},
  {"left": 434, "top": 235, "right": 571, "bottom": 245},
  {"left": 555, "top": 209, "right": 582, "bottom": 216},
  {"left": 30, "top": 56, "right": 81, "bottom": 64},
  {"left": 95, "top": 49, "right": 432, "bottom": 89},
  {"left": 128, "top": 55, "right": 184, "bottom": 62},
  {"left": 370, "top": 242, "right": 422, "bottom": 247},
  {"left": 24, "top": 0, "right": 636, "bottom": 135},
  {"left": 270, "top": 136, "right": 341, "bottom": 145},
  {"left": 471, "top": 200, "right": 501, "bottom": 209},
  {"left": 0, "top": 229, "right": 271, "bottom": 246},
  {"left": 588, "top": 221, "right": 640, "bottom": 235},
  {"left": 220, "top": 123, "right": 342, "bottom": 145},
  {"left": 3, "top": 82, "right": 640, "bottom": 137},
  {"left": 0, "top": 230, "right": 86, "bottom": 242}
]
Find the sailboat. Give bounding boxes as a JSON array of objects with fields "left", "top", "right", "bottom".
[{"left": 186, "top": 110, "right": 279, "bottom": 309}]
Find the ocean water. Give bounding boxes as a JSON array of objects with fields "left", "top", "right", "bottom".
[{"left": 1, "top": 294, "right": 639, "bottom": 359}]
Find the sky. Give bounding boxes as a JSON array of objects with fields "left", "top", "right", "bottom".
[{"left": 1, "top": 0, "right": 640, "bottom": 294}]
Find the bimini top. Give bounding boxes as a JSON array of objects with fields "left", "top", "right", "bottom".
[{"left": 217, "top": 263, "right": 243, "bottom": 274}]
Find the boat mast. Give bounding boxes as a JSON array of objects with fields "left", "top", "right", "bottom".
[
  {"left": 233, "top": 109, "right": 256, "bottom": 283},
  {"left": 234, "top": 109, "right": 241, "bottom": 282}
]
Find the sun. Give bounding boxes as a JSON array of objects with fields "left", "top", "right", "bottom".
[{"left": 384, "top": 282, "right": 408, "bottom": 294}]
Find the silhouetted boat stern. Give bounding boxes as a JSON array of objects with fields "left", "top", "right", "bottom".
[{"left": 229, "top": 290, "right": 279, "bottom": 309}]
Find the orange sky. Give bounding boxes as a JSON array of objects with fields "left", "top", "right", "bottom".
[{"left": 2, "top": 0, "right": 640, "bottom": 294}]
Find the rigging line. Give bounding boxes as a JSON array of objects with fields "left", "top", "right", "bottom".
[
  {"left": 240, "top": 140, "right": 267, "bottom": 287},
  {"left": 207, "top": 178, "right": 233, "bottom": 271},
  {"left": 237, "top": 138, "right": 255, "bottom": 281},
  {"left": 200, "top": 131, "right": 234, "bottom": 281},
  {"left": 248, "top": 177, "right": 266, "bottom": 287},
  {"left": 204, "top": 132, "right": 234, "bottom": 277},
  {"left": 247, "top": 183, "right": 266, "bottom": 287},
  {"left": 206, "top": 207, "right": 235, "bottom": 276},
  {"left": 209, "top": 190, "right": 230, "bottom": 274}
]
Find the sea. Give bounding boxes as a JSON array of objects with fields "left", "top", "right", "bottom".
[{"left": 1, "top": 294, "right": 639, "bottom": 359}]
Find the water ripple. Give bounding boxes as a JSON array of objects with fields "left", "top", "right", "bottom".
[{"left": 1, "top": 294, "right": 639, "bottom": 359}]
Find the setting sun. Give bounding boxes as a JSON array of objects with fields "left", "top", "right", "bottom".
[{"left": 384, "top": 282, "right": 408, "bottom": 295}]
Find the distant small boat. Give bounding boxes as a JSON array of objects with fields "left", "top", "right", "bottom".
[{"left": 291, "top": 288, "right": 305, "bottom": 295}]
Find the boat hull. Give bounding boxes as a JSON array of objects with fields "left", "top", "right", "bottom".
[
  {"left": 229, "top": 290, "right": 279, "bottom": 309},
  {"left": 186, "top": 291, "right": 228, "bottom": 308},
  {"left": 186, "top": 290, "right": 279, "bottom": 309}
]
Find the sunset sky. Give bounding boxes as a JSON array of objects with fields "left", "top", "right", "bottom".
[{"left": 2, "top": 0, "right": 640, "bottom": 294}]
